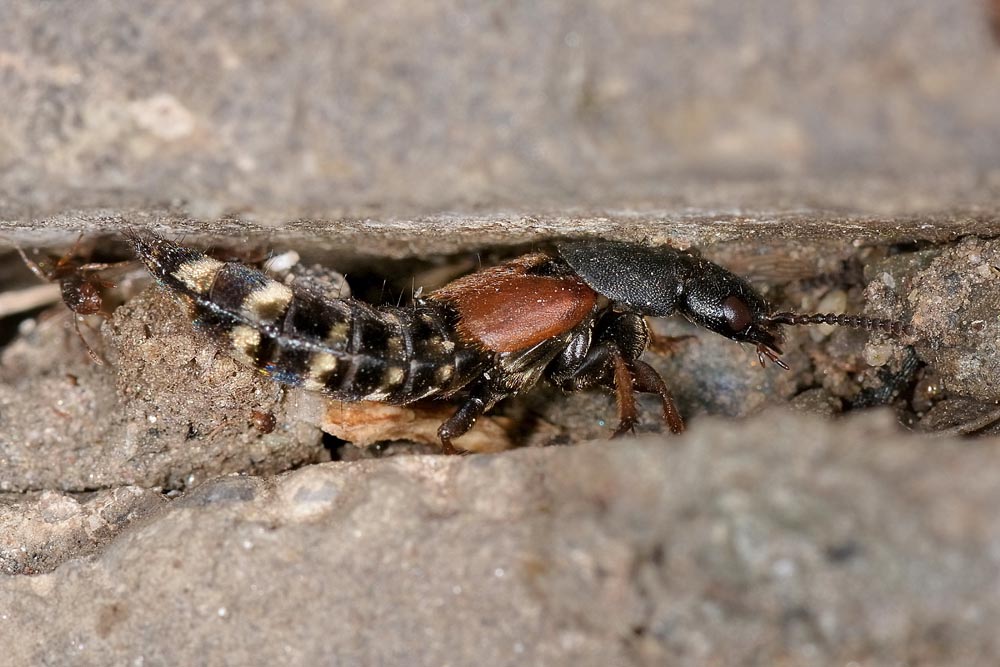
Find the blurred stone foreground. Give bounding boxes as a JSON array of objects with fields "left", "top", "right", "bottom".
[{"left": 1, "top": 1, "right": 1000, "bottom": 665}]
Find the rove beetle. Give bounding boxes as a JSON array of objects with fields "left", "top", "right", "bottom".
[{"left": 127, "top": 233, "right": 911, "bottom": 454}]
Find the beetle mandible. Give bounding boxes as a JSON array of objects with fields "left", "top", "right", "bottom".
[{"left": 126, "top": 233, "right": 911, "bottom": 453}]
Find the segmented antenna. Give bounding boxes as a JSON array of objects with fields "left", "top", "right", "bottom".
[{"left": 768, "top": 312, "right": 913, "bottom": 337}]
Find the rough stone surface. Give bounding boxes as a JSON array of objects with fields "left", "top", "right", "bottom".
[
  {"left": 904, "top": 239, "right": 1000, "bottom": 401},
  {"left": 0, "top": 486, "right": 165, "bottom": 576},
  {"left": 2, "top": 412, "right": 1000, "bottom": 666},
  {"left": 6, "top": 0, "right": 997, "bottom": 219},
  {"left": 0, "top": 288, "right": 327, "bottom": 492},
  {"left": 855, "top": 238, "right": 1000, "bottom": 433},
  {"left": 1, "top": 0, "right": 1000, "bottom": 250}
]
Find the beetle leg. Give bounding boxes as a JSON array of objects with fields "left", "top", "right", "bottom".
[
  {"left": 550, "top": 342, "right": 641, "bottom": 436},
  {"left": 15, "top": 246, "right": 50, "bottom": 282},
  {"left": 602, "top": 311, "right": 648, "bottom": 361},
  {"left": 438, "top": 390, "right": 501, "bottom": 455},
  {"left": 552, "top": 344, "right": 613, "bottom": 392},
  {"left": 546, "top": 326, "right": 593, "bottom": 384},
  {"left": 552, "top": 340, "right": 684, "bottom": 436},
  {"left": 72, "top": 315, "right": 106, "bottom": 365},
  {"left": 77, "top": 259, "right": 135, "bottom": 274},
  {"left": 632, "top": 359, "right": 684, "bottom": 434},
  {"left": 54, "top": 233, "right": 87, "bottom": 272},
  {"left": 609, "top": 349, "right": 639, "bottom": 437}
]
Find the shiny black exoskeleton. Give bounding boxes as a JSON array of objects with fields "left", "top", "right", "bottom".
[{"left": 558, "top": 239, "right": 787, "bottom": 368}]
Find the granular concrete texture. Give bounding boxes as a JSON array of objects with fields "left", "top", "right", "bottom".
[
  {"left": 902, "top": 238, "right": 1000, "bottom": 401},
  {"left": 0, "top": 486, "right": 164, "bottom": 576},
  {"left": 857, "top": 238, "right": 1000, "bottom": 432},
  {"left": 2, "top": 412, "right": 1000, "bottom": 666},
  {"left": 3, "top": 1, "right": 999, "bottom": 216},
  {"left": 1, "top": 0, "right": 999, "bottom": 251},
  {"left": 0, "top": 288, "right": 327, "bottom": 492}
]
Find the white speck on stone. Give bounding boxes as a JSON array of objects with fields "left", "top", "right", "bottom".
[
  {"left": 217, "top": 607, "right": 228, "bottom": 618},
  {"left": 263, "top": 250, "right": 300, "bottom": 274},
  {"left": 242, "top": 540, "right": 254, "bottom": 550},
  {"left": 810, "top": 289, "right": 848, "bottom": 341},
  {"left": 235, "top": 154, "right": 257, "bottom": 172},
  {"left": 494, "top": 567, "right": 505, "bottom": 578},
  {"left": 129, "top": 93, "right": 196, "bottom": 141},
  {"left": 281, "top": 469, "right": 342, "bottom": 520},
  {"left": 559, "top": 631, "right": 586, "bottom": 650},
  {"left": 772, "top": 558, "right": 796, "bottom": 578},
  {"left": 863, "top": 342, "right": 894, "bottom": 367},
  {"left": 452, "top": 585, "right": 463, "bottom": 595},
  {"left": 147, "top": 414, "right": 157, "bottom": 424},
  {"left": 880, "top": 271, "right": 896, "bottom": 289}
]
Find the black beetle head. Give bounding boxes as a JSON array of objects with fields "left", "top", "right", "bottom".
[
  {"left": 557, "top": 240, "right": 788, "bottom": 367},
  {"left": 679, "top": 261, "right": 787, "bottom": 369},
  {"left": 557, "top": 239, "right": 911, "bottom": 369}
]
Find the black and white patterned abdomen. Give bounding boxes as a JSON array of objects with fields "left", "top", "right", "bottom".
[{"left": 128, "top": 233, "right": 488, "bottom": 404}]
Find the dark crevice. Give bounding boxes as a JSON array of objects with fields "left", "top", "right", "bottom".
[{"left": 322, "top": 431, "right": 351, "bottom": 461}]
